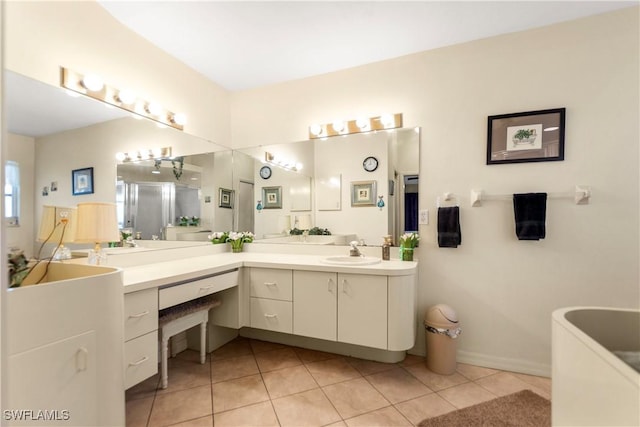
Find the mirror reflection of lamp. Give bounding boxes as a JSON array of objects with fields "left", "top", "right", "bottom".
[
  {"left": 75, "top": 202, "right": 120, "bottom": 265},
  {"left": 38, "top": 206, "right": 77, "bottom": 260}
]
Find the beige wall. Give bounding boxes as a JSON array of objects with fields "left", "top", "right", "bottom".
[
  {"left": 230, "top": 8, "right": 640, "bottom": 374},
  {"left": 4, "top": 1, "right": 231, "bottom": 146}
]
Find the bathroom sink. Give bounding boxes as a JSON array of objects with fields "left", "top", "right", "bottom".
[{"left": 321, "top": 256, "right": 382, "bottom": 266}]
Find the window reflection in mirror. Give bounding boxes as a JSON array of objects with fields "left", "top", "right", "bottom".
[{"left": 4, "top": 161, "right": 20, "bottom": 227}]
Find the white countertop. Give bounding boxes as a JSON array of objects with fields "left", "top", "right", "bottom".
[{"left": 123, "top": 252, "right": 417, "bottom": 294}]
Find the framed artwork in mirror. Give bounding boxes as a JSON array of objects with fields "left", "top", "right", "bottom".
[
  {"left": 218, "top": 188, "right": 234, "bottom": 209},
  {"left": 487, "top": 108, "right": 565, "bottom": 165},
  {"left": 72, "top": 167, "right": 94, "bottom": 195},
  {"left": 351, "top": 180, "right": 377, "bottom": 207},
  {"left": 262, "top": 186, "right": 282, "bottom": 209}
]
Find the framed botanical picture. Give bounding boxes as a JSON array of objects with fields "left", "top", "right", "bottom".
[
  {"left": 72, "top": 167, "right": 94, "bottom": 195},
  {"left": 218, "top": 188, "right": 234, "bottom": 209},
  {"left": 487, "top": 108, "right": 565, "bottom": 165},
  {"left": 351, "top": 180, "right": 377, "bottom": 207},
  {"left": 262, "top": 186, "right": 282, "bottom": 209}
]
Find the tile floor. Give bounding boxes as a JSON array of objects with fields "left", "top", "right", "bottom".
[{"left": 126, "top": 337, "right": 551, "bottom": 427}]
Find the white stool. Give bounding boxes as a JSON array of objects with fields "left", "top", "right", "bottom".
[{"left": 158, "top": 295, "right": 221, "bottom": 389}]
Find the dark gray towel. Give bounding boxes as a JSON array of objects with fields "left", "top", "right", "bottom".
[
  {"left": 513, "top": 193, "right": 547, "bottom": 240},
  {"left": 438, "top": 207, "right": 461, "bottom": 248}
]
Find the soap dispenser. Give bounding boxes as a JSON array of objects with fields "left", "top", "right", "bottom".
[{"left": 382, "top": 235, "right": 392, "bottom": 261}]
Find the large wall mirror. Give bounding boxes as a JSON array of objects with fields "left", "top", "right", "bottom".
[
  {"left": 4, "top": 68, "right": 419, "bottom": 255},
  {"left": 4, "top": 70, "right": 233, "bottom": 257},
  {"left": 233, "top": 127, "right": 420, "bottom": 246}
]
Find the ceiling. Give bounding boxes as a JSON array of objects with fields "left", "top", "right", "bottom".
[
  {"left": 98, "top": 1, "right": 636, "bottom": 91},
  {"left": 5, "top": 1, "right": 636, "bottom": 137}
]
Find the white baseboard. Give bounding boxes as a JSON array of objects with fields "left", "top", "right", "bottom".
[{"left": 456, "top": 350, "right": 551, "bottom": 377}]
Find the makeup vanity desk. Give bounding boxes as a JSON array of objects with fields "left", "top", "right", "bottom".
[{"left": 120, "top": 251, "right": 418, "bottom": 389}]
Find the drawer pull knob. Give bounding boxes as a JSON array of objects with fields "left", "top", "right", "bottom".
[
  {"left": 264, "top": 313, "right": 278, "bottom": 318},
  {"left": 264, "top": 282, "right": 277, "bottom": 286},
  {"left": 128, "top": 356, "right": 149, "bottom": 367},
  {"left": 128, "top": 310, "right": 149, "bottom": 319}
]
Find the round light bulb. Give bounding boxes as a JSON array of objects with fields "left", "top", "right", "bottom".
[
  {"left": 309, "top": 124, "right": 323, "bottom": 136},
  {"left": 82, "top": 74, "right": 104, "bottom": 92},
  {"left": 172, "top": 113, "right": 187, "bottom": 126},
  {"left": 332, "top": 120, "right": 345, "bottom": 132},
  {"left": 355, "top": 117, "right": 369, "bottom": 130},
  {"left": 380, "top": 114, "right": 395, "bottom": 128},
  {"left": 117, "top": 89, "right": 136, "bottom": 105},
  {"left": 147, "top": 103, "right": 163, "bottom": 116}
]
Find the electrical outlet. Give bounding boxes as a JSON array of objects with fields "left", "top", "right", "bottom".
[{"left": 419, "top": 209, "right": 429, "bottom": 225}]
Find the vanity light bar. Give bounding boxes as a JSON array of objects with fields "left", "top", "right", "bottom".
[
  {"left": 265, "top": 152, "right": 302, "bottom": 172},
  {"left": 60, "top": 67, "right": 186, "bottom": 131},
  {"left": 308, "top": 113, "right": 403, "bottom": 139},
  {"left": 116, "top": 147, "right": 172, "bottom": 163}
]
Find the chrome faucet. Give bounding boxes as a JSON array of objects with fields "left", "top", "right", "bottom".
[{"left": 349, "top": 241, "right": 363, "bottom": 257}]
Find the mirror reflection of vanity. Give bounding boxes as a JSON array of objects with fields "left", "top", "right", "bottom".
[
  {"left": 5, "top": 68, "right": 419, "bottom": 253},
  {"left": 234, "top": 127, "right": 420, "bottom": 246}
]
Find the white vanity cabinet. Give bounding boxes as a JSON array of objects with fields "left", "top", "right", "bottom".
[
  {"left": 123, "top": 288, "right": 158, "bottom": 389},
  {"left": 7, "top": 264, "right": 124, "bottom": 426},
  {"left": 293, "top": 271, "right": 387, "bottom": 349},
  {"left": 249, "top": 268, "right": 293, "bottom": 333}
]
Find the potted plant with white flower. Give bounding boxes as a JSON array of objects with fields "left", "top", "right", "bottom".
[
  {"left": 208, "top": 231, "right": 229, "bottom": 244},
  {"left": 226, "top": 231, "right": 254, "bottom": 253},
  {"left": 399, "top": 232, "right": 420, "bottom": 261}
]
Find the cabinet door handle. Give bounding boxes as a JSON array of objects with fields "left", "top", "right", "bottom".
[
  {"left": 75, "top": 347, "right": 88, "bottom": 372},
  {"left": 128, "top": 356, "right": 149, "bottom": 367},
  {"left": 327, "top": 278, "right": 334, "bottom": 292},
  {"left": 128, "top": 310, "right": 149, "bottom": 319},
  {"left": 264, "top": 282, "right": 277, "bottom": 286},
  {"left": 264, "top": 313, "right": 278, "bottom": 318},
  {"left": 200, "top": 285, "right": 216, "bottom": 290},
  {"left": 341, "top": 279, "right": 349, "bottom": 294}
]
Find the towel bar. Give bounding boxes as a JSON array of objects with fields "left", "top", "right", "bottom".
[{"left": 470, "top": 186, "right": 591, "bottom": 207}]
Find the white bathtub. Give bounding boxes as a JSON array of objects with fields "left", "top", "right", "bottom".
[{"left": 552, "top": 307, "right": 640, "bottom": 426}]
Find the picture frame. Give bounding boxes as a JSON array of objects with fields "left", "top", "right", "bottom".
[
  {"left": 72, "top": 167, "right": 94, "bottom": 195},
  {"left": 218, "top": 188, "right": 234, "bottom": 209},
  {"left": 262, "top": 186, "right": 282, "bottom": 209},
  {"left": 351, "top": 180, "right": 377, "bottom": 207},
  {"left": 486, "top": 108, "right": 565, "bottom": 165}
]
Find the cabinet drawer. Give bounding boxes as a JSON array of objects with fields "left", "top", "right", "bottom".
[
  {"left": 124, "top": 288, "right": 158, "bottom": 341},
  {"left": 124, "top": 331, "right": 158, "bottom": 390},
  {"left": 250, "top": 268, "right": 292, "bottom": 301},
  {"left": 159, "top": 270, "right": 238, "bottom": 309},
  {"left": 250, "top": 298, "right": 292, "bottom": 333}
]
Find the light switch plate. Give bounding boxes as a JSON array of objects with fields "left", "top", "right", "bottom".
[{"left": 419, "top": 209, "right": 429, "bottom": 225}]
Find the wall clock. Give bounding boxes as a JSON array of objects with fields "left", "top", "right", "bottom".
[
  {"left": 259, "top": 165, "right": 272, "bottom": 179},
  {"left": 363, "top": 156, "right": 379, "bottom": 172}
]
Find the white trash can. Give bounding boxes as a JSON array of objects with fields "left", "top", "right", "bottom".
[{"left": 424, "top": 304, "right": 462, "bottom": 375}]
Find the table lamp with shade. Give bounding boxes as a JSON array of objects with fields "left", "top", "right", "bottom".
[
  {"left": 38, "top": 205, "right": 77, "bottom": 260},
  {"left": 74, "top": 202, "right": 120, "bottom": 265}
]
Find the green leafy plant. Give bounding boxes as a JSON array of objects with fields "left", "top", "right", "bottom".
[
  {"left": 400, "top": 232, "right": 420, "bottom": 248},
  {"left": 308, "top": 227, "right": 331, "bottom": 235},
  {"left": 514, "top": 129, "right": 533, "bottom": 140}
]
